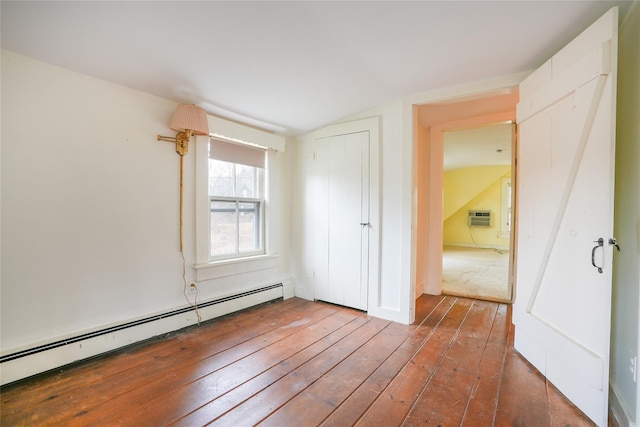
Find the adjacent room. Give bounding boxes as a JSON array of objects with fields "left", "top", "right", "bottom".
[
  {"left": 441, "top": 123, "right": 513, "bottom": 302},
  {"left": 1, "top": 1, "right": 639, "bottom": 426}
]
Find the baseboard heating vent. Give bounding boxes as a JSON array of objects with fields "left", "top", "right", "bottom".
[
  {"left": 0, "top": 283, "right": 282, "bottom": 364},
  {"left": 468, "top": 210, "right": 491, "bottom": 227}
]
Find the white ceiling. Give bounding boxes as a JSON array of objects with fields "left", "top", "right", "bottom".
[
  {"left": 444, "top": 123, "right": 513, "bottom": 171},
  {"left": 1, "top": 1, "right": 631, "bottom": 136}
]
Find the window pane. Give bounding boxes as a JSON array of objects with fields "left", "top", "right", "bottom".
[
  {"left": 210, "top": 201, "right": 237, "bottom": 257},
  {"left": 235, "top": 164, "right": 258, "bottom": 198},
  {"left": 209, "top": 159, "right": 234, "bottom": 197},
  {"left": 238, "top": 202, "right": 260, "bottom": 253},
  {"left": 208, "top": 146, "right": 264, "bottom": 260}
]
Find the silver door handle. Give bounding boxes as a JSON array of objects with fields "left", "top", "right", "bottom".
[
  {"left": 591, "top": 238, "right": 604, "bottom": 273},
  {"left": 360, "top": 222, "right": 370, "bottom": 228}
]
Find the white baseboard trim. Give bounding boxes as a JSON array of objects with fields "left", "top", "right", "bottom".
[
  {"left": 0, "top": 284, "right": 283, "bottom": 386},
  {"left": 443, "top": 242, "right": 510, "bottom": 251},
  {"left": 282, "top": 278, "right": 296, "bottom": 299},
  {"left": 294, "top": 284, "right": 314, "bottom": 301}
]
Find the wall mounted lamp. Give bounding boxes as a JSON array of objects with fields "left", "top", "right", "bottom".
[{"left": 157, "top": 104, "right": 209, "bottom": 251}]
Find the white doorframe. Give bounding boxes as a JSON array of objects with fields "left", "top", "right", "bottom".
[
  {"left": 409, "top": 89, "right": 523, "bottom": 298},
  {"left": 405, "top": 76, "right": 527, "bottom": 325}
]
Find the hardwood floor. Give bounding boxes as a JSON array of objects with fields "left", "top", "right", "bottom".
[{"left": 0, "top": 295, "right": 594, "bottom": 426}]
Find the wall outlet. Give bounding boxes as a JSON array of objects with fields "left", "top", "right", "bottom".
[
  {"left": 188, "top": 283, "right": 197, "bottom": 295},
  {"left": 630, "top": 356, "right": 637, "bottom": 383}
]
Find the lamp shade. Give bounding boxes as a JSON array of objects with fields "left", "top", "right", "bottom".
[{"left": 169, "top": 104, "right": 209, "bottom": 135}]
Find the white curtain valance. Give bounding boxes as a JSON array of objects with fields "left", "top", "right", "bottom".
[{"left": 207, "top": 115, "right": 286, "bottom": 152}]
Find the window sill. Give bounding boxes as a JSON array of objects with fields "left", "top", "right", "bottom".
[{"left": 193, "top": 254, "right": 279, "bottom": 281}]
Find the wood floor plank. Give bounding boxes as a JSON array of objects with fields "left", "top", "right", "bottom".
[
  {"left": 208, "top": 317, "right": 391, "bottom": 427},
  {"left": 402, "top": 299, "right": 498, "bottom": 426},
  {"left": 171, "top": 314, "right": 370, "bottom": 427},
  {"left": 6, "top": 299, "right": 323, "bottom": 426},
  {"left": 117, "top": 308, "right": 364, "bottom": 426},
  {"left": 0, "top": 297, "right": 310, "bottom": 425},
  {"left": 494, "top": 325, "right": 551, "bottom": 426},
  {"left": 0, "top": 298, "right": 306, "bottom": 408},
  {"left": 0, "top": 296, "right": 598, "bottom": 427},
  {"left": 460, "top": 303, "right": 509, "bottom": 426},
  {"left": 355, "top": 298, "right": 472, "bottom": 426},
  {"left": 547, "top": 381, "right": 595, "bottom": 426},
  {"left": 259, "top": 321, "right": 414, "bottom": 426},
  {"left": 320, "top": 295, "right": 454, "bottom": 427},
  {"left": 63, "top": 304, "right": 341, "bottom": 426},
  {"left": 412, "top": 294, "right": 447, "bottom": 325}
]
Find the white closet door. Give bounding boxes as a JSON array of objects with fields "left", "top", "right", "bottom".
[
  {"left": 327, "top": 132, "right": 369, "bottom": 310},
  {"left": 308, "top": 131, "right": 370, "bottom": 311}
]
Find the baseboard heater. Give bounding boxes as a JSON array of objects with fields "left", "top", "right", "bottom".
[{"left": 1, "top": 283, "right": 282, "bottom": 364}]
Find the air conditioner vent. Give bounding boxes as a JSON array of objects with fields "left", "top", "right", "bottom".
[{"left": 468, "top": 210, "right": 491, "bottom": 227}]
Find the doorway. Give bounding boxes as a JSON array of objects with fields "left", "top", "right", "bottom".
[
  {"left": 413, "top": 89, "right": 518, "bottom": 301},
  {"left": 441, "top": 123, "right": 513, "bottom": 302}
]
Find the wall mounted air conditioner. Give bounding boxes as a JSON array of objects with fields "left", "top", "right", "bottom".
[{"left": 468, "top": 210, "right": 491, "bottom": 227}]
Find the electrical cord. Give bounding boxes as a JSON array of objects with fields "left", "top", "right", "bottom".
[
  {"left": 180, "top": 250, "right": 202, "bottom": 324},
  {"left": 469, "top": 224, "right": 481, "bottom": 247}
]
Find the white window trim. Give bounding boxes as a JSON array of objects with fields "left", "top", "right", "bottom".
[
  {"left": 500, "top": 177, "right": 511, "bottom": 239},
  {"left": 193, "top": 253, "right": 279, "bottom": 281},
  {"left": 194, "top": 115, "right": 286, "bottom": 277}
]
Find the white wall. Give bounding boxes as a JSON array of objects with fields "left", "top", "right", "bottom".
[
  {"left": 0, "top": 51, "right": 290, "bottom": 381},
  {"left": 352, "top": 101, "right": 408, "bottom": 317},
  {"left": 290, "top": 77, "right": 526, "bottom": 324},
  {"left": 610, "top": 0, "right": 640, "bottom": 424}
]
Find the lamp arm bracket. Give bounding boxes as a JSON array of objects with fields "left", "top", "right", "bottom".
[
  {"left": 157, "top": 135, "right": 178, "bottom": 143},
  {"left": 157, "top": 130, "right": 192, "bottom": 156}
]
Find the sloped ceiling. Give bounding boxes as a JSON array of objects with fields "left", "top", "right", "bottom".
[
  {"left": 444, "top": 123, "right": 513, "bottom": 171},
  {"left": 0, "top": 1, "right": 631, "bottom": 135}
]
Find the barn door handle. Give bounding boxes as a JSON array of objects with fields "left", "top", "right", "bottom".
[
  {"left": 360, "top": 222, "right": 370, "bottom": 228},
  {"left": 591, "top": 238, "right": 604, "bottom": 273}
]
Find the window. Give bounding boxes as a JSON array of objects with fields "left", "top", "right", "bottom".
[
  {"left": 500, "top": 177, "right": 512, "bottom": 239},
  {"left": 208, "top": 138, "right": 265, "bottom": 260}
]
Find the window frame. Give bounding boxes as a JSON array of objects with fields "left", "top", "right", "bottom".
[
  {"left": 208, "top": 160, "right": 265, "bottom": 261},
  {"left": 500, "top": 177, "right": 512, "bottom": 239},
  {"left": 193, "top": 116, "right": 285, "bottom": 280}
]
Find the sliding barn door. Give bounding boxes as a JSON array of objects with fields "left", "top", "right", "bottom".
[
  {"left": 514, "top": 8, "right": 618, "bottom": 426},
  {"left": 304, "top": 131, "right": 370, "bottom": 311}
]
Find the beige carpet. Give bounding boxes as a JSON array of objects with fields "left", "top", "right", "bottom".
[{"left": 442, "top": 245, "right": 511, "bottom": 302}]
